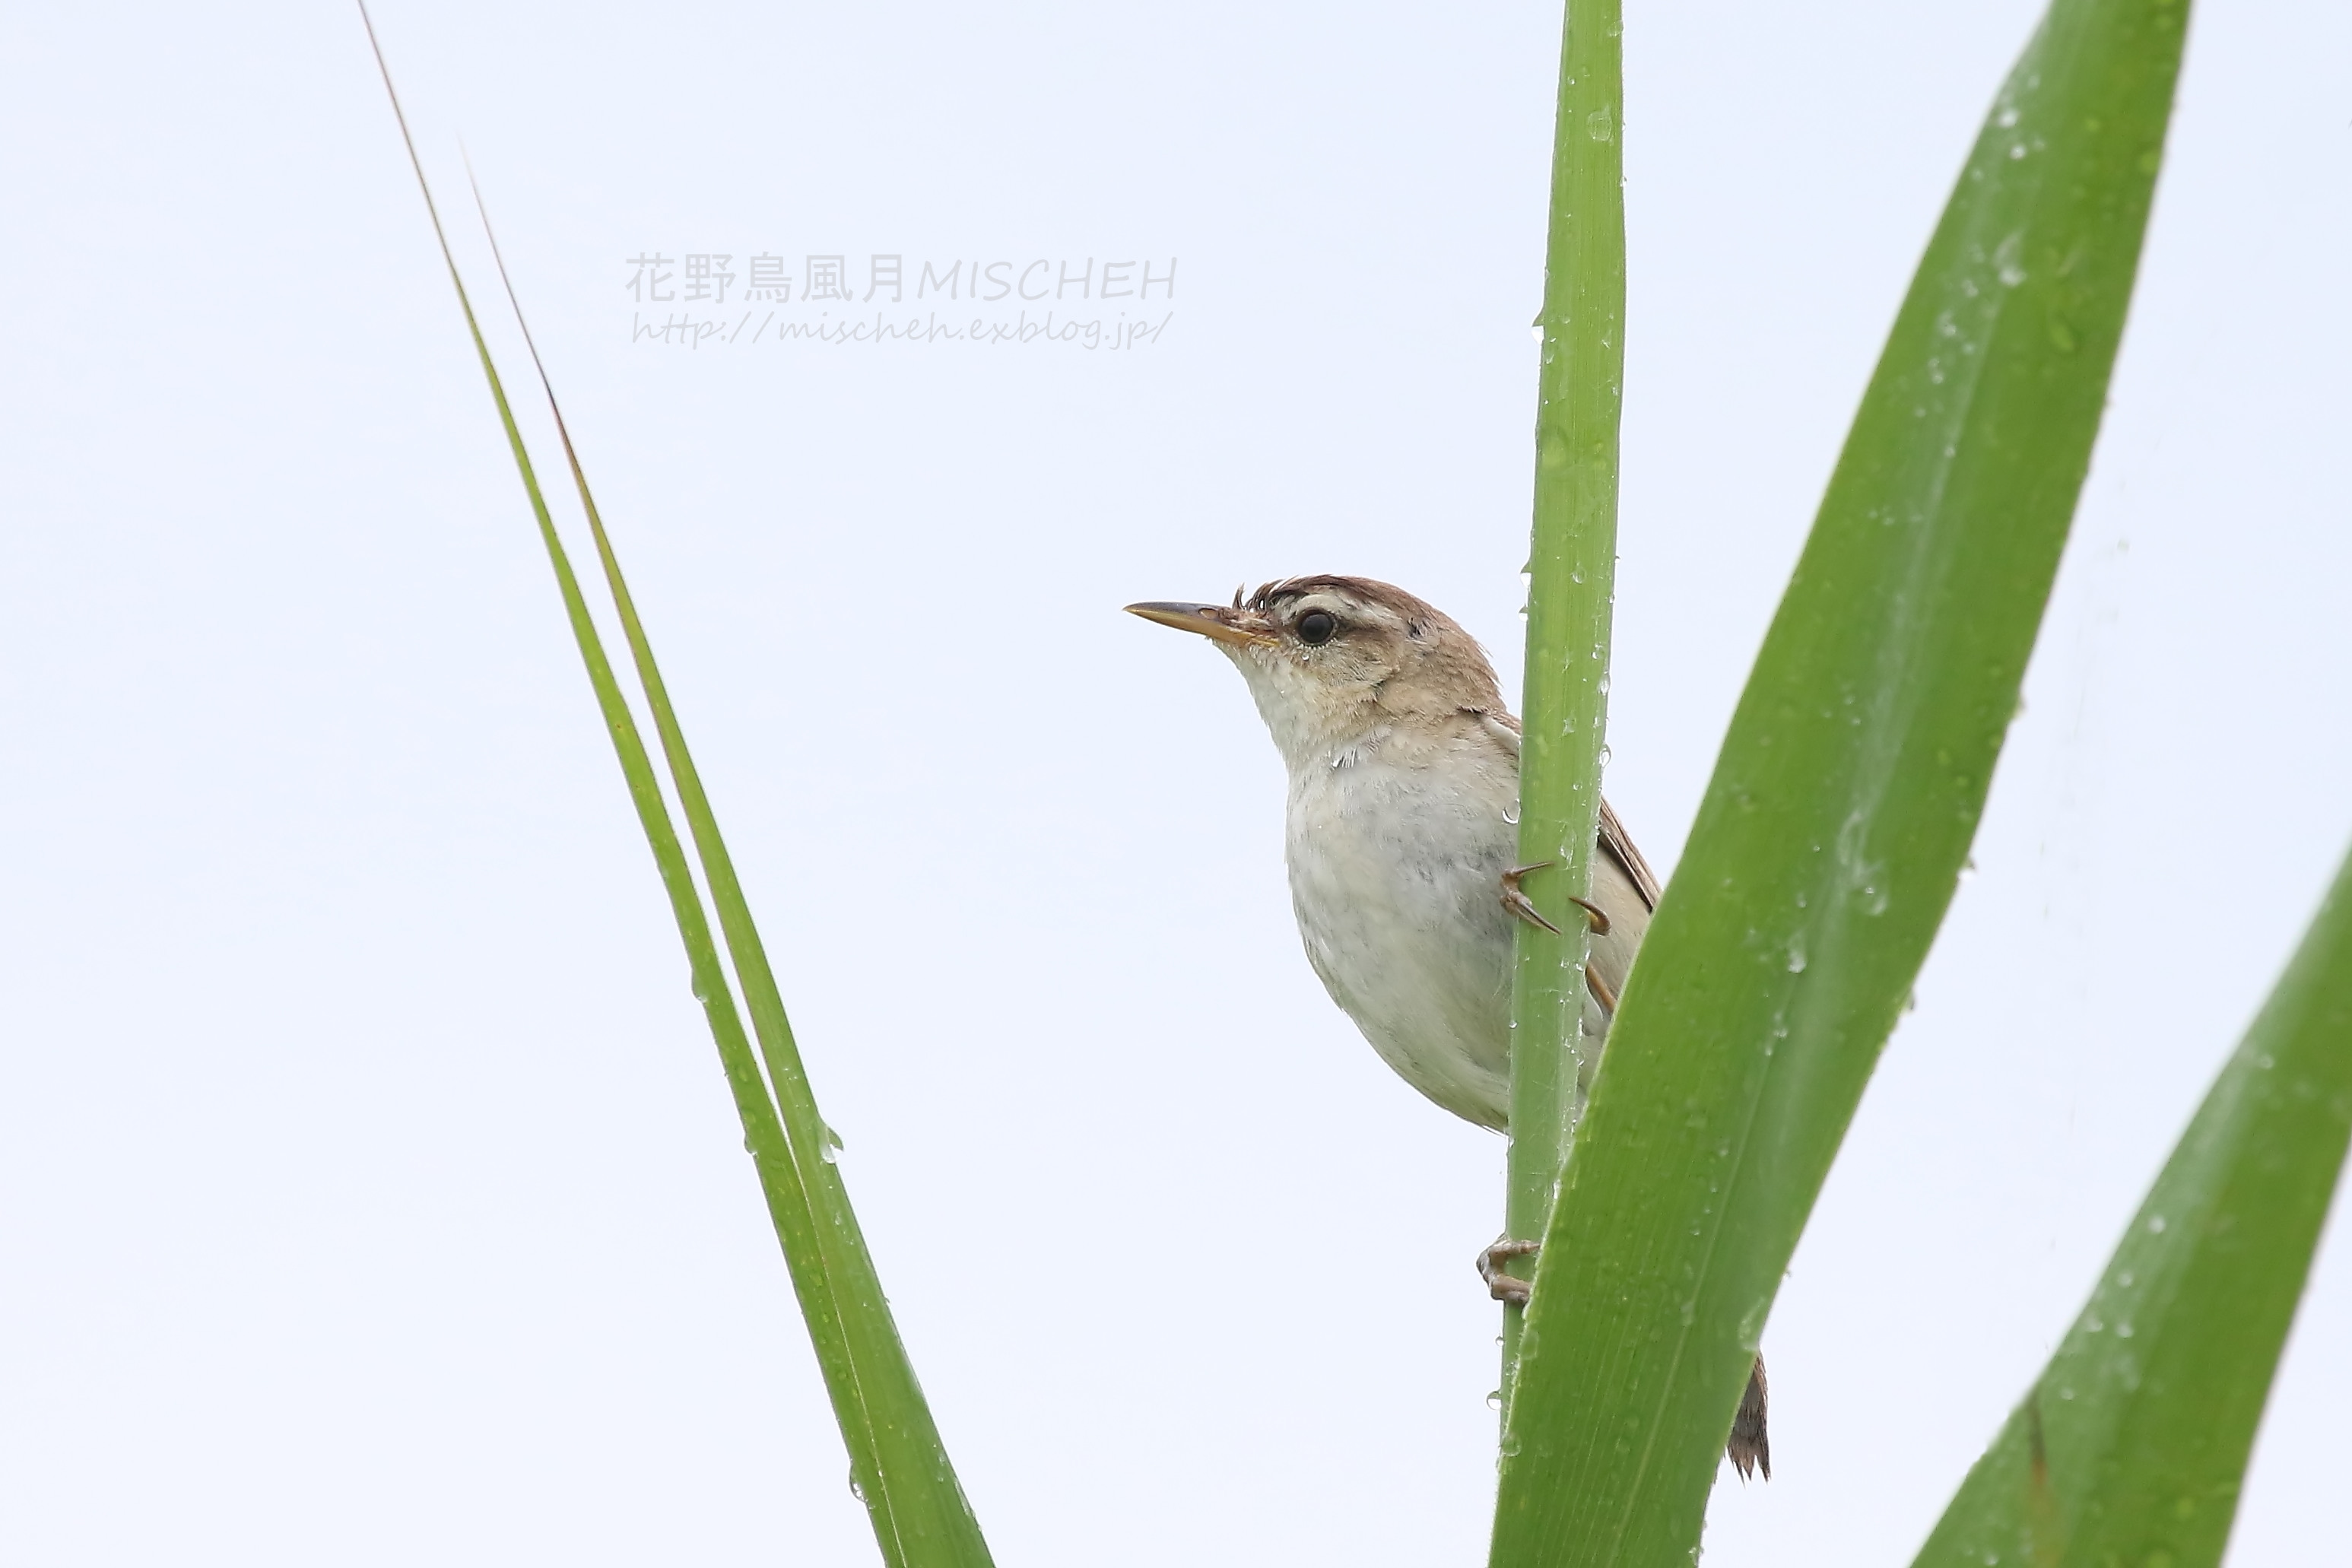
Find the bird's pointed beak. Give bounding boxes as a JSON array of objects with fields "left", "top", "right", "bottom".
[{"left": 1124, "top": 601, "right": 1273, "bottom": 648}]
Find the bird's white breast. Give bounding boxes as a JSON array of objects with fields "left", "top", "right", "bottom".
[{"left": 1282, "top": 730, "right": 1519, "bottom": 1130}]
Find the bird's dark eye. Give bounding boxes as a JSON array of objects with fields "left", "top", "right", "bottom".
[{"left": 1296, "top": 609, "right": 1338, "bottom": 646}]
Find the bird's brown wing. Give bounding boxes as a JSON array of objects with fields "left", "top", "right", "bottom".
[
  {"left": 1469, "top": 707, "right": 1522, "bottom": 759},
  {"left": 1466, "top": 706, "right": 1660, "bottom": 913},
  {"left": 1598, "top": 798, "right": 1662, "bottom": 913}
]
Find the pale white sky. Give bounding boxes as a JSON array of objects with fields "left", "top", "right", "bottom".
[{"left": 2, "top": 2, "right": 2346, "bottom": 1563}]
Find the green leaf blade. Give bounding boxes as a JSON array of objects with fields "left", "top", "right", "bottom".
[
  {"left": 1506, "top": 0, "right": 1625, "bottom": 1414},
  {"left": 1490, "top": 2, "right": 2189, "bottom": 1563},
  {"left": 358, "top": 11, "right": 993, "bottom": 1564},
  {"left": 1913, "top": 847, "right": 2352, "bottom": 1568},
  {"left": 560, "top": 400, "right": 993, "bottom": 1568}
]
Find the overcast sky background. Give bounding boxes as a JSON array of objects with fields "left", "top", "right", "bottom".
[{"left": 2, "top": 2, "right": 2347, "bottom": 1563}]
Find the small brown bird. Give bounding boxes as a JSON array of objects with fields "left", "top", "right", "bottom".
[{"left": 1129, "top": 575, "right": 1770, "bottom": 1480}]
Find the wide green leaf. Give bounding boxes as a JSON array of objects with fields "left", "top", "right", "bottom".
[
  {"left": 360, "top": 11, "right": 992, "bottom": 1566},
  {"left": 1912, "top": 844, "right": 2352, "bottom": 1568},
  {"left": 1504, "top": 0, "right": 1625, "bottom": 1415},
  {"left": 1490, "top": 0, "right": 2189, "bottom": 1563}
]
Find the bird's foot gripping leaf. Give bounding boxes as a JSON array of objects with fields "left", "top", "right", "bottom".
[
  {"left": 1500, "top": 864, "right": 1560, "bottom": 935},
  {"left": 1500, "top": 863, "right": 1613, "bottom": 937},
  {"left": 1480, "top": 1236, "right": 1540, "bottom": 1305}
]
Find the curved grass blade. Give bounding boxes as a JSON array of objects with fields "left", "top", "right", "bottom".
[
  {"left": 1490, "top": 1, "right": 2190, "bottom": 1563},
  {"left": 462, "top": 174, "right": 992, "bottom": 1568},
  {"left": 357, "top": 11, "right": 991, "bottom": 1565},
  {"left": 1912, "top": 844, "right": 2352, "bottom": 1568},
  {"left": 1503, "top": 0, "right": 1625, "bottom": 1423}
]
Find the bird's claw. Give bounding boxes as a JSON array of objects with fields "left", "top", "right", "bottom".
[
  {"left": 1500, "top": 865, "right": 1611, "bottom": 936},
  {"left": 1500, "top": 864, "right": 1562, "bottom": 935},
  {"left": 1480, "top": 1236, "right": 1540, "bottom": 1306}
]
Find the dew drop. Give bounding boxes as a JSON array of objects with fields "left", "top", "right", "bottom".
[{"left": 1994, "top": 233, "right": 2028, "bottom": 288}]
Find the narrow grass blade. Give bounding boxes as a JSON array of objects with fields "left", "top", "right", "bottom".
[
  {"left": 1912, "top": 846, "right": 2352, "bottom": 1568},
  {"left": 463, "top": 176, "right": 992, "bottom": 1568},
  {"left": 1503, "top": 0, "right": 1625, "bottom": 1417},
  {"left": 357, "top": 11, "right": 992, "bottom": 1565},
  {"left": 1490, "top": 0, "right": 2190, "bottom": 1563}
]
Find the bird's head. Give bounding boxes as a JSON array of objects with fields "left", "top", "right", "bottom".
[{"left": 1126, "top": 575, "right": 1506, "bottom": 770}]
